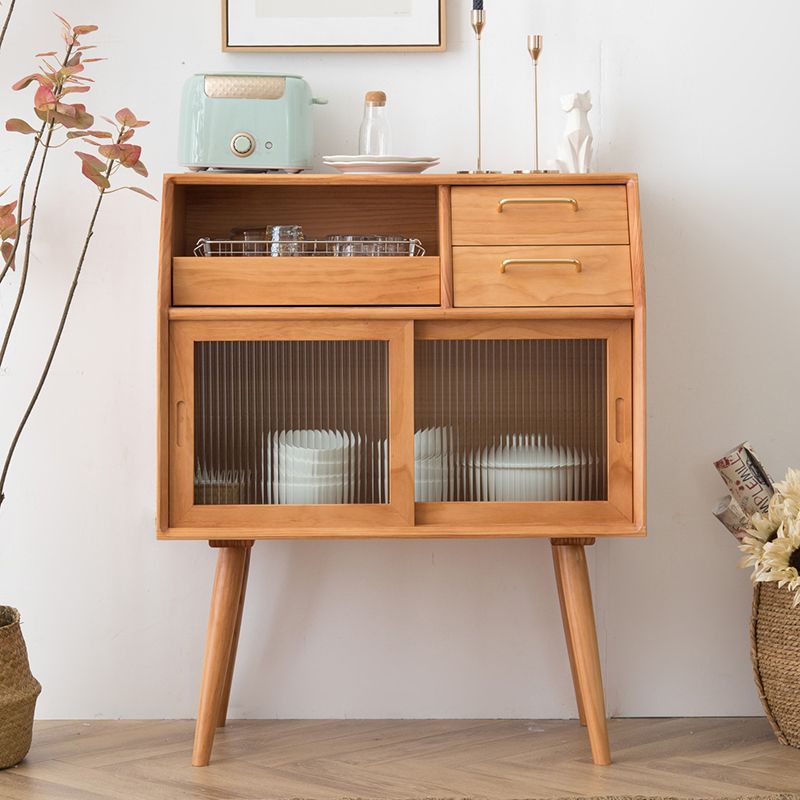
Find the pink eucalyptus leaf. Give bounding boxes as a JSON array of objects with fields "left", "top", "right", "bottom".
[
  {"left": 5, "top": 118, "right": 37, "bottom": 135},
  {"left": 53, "top": 12, "right": 71, "bottom": 27},
  {"left": 119, "top": 129, "right": 135, "bottom": 142},
  {"left": 79, "top": 160, "right": 110, "bottom": 190},
  {"left": 0, "top": 218, "right": 19, "bottom": 239},
  {"left": 81, "top": 58, "right": 105, "bottom": 63},
  {"left": 34, "top": 84, "right": 57, "bottom": 110},
  {"left": 76, "top": 150, "right": 106, "bottom": 172},
  {"left": 12, "top": 73, "right": 50, "bottom": 91},
  {"left": 115, "top": 107, "right": 138, "bottom": 126},
  {"left": 0, "top": 201, "right": 18, "bottom": 217},
  {"left": 67, "top": 128, "right": 110, "bottom": 139},
  {"left": 118, "top": 143, "right": 142, "bottom": 167},
  {"left": 131, "top": 159, "right": 149, "bottom": 178},
  {"left": 98, "top": 143, "right": 141, "bottom": 166},
  {"left": 61, "top": 85, "right": 91, "bottom": 95},
  {"left": 34, "top": 51, "right": 58, "bottom": 58},
  {"left": 72, "top": 24, "right": 98, "bottom": 35},
  {"left": 124, "top": 186, "right": 157, "bottom": 202},
  {"left": 61, "top": 62, "right": 85, "bottom": 76},
  {"left": 1, "top": 241, "right": 15, "bottom": 271}
]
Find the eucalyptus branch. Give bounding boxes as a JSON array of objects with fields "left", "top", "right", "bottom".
[
  {"left": 0, "top": 38, "right": 76, "bottom": 367},
  {"left": 0, "top": 121, "right": 56, "bottom": 371},
  {"left": 0, "top": 120, "right": 47, "bottom": 287},
  {"left": 0, "top": 0, "right": 16, "bottom": 56},
  {"left": 0, "top": 162, "right": 111, "bottom": 508}
]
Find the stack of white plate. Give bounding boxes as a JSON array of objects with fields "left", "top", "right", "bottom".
[
  {"left": 269, "top": 429, "right": 357, "bottom": 505},
  {"left": 323, "top": 155, "right": 440, "bottom": 174},
  {"left": 464, "top": 435, "right": 590, "bottom": 502},
  {"left": 415, "top": 426, "right": 453, "bottom": 502}
]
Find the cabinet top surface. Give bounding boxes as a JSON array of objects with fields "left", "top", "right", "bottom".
[{"left": 164, "top": 172, "right": 638, "bottom": 188}]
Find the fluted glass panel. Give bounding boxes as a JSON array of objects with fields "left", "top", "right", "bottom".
[
  {"left": 414, "top": 339, "right": 607, "bottom": 502},
  {"left": 194, "top": 340, "right": 389, "bottom": 505}
]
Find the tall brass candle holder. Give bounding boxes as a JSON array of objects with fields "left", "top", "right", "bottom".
[
  {"left": 459, "top": 1, "right": 499, "bottom": 174},
  {"left": 515, "top": 33, "right": 559, "bottom": 174}
]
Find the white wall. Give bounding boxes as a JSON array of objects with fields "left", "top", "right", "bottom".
[{"left": 1, "top": 0, "right": 796, "bottom": 720}]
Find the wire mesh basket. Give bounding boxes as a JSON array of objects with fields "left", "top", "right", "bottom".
[{"left": 194, "top": 236, "right": 426, "bottom": 258}]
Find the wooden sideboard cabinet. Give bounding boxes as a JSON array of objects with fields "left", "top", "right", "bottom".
[{"left": 157, "top": 172, "right": 646, "bottom": 767}]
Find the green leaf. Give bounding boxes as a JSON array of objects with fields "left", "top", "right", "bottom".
[{"left": 5, "top": 118, "right": 37, "bottom": 135}]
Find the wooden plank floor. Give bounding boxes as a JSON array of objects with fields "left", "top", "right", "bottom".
[{"left": 1, "top": 719, "right": 799, "bottom": 799}]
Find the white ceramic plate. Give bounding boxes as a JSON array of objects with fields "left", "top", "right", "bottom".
[
  {"left": 326, "top": 161, "right": 440, "bottom": 175},
  {"left": 324, "top": 155, "right": 439, "bottom": 163}
]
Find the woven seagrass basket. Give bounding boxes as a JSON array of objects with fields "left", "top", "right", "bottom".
[
  {"left": 751, "top": 583, "right": 800, "bottom": 748},
  {"left": 0, "top": 607, "right": 41, "bottom": 769}
]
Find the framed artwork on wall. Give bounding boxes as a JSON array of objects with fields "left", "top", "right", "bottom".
[{"left": 221, "top": 0, "right": 446, "bottom": 52}]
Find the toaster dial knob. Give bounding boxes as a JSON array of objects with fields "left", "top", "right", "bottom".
[{"left": 230, "top": 132, "right": 256, "bottom": 158}]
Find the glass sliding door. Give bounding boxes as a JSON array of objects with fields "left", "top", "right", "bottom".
[
  {"left": 169, "top": 320, "right": 413, "bottom": 530},
  {"left": 413, "top": 320, "right": 633, "bottom": 528},
  {"left": 194, "top": 340, "right": 389, "bottom": 506},
  {"left": 414, "top": 338, "right": 607, "bottom": 503}
]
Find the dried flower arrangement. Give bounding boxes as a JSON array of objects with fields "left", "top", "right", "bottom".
[
  {"left": 712, "top": 443, "right": 800, "bottom": 748},
  {"left": 739, "top": 470, "right": 800, "bottom": 606}
]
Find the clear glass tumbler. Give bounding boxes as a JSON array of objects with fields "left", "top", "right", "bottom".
[{"left": 270, "top": 225, "right": 304, "bottom": 257}]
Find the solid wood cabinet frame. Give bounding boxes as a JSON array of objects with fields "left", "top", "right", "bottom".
[{"left": 157, "top": 173, "right": 646, "bottom": 768}]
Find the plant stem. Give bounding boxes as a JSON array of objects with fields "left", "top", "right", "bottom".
[
  {"left": 0, "top": 121, "right": 47, "bottom": 287},
  {"left": 0, "top": 122, "right": 55, "bottom": 371},
  {"left": 0, "top": 0, "right": 16, "bottom": 55},
  {"left": 0, "top": 174, "right": 109, "bottom": 509}
]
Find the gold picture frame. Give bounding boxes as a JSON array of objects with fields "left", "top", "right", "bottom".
[{"left": 221, "top": 0, "right": 446, "bottom": 53}]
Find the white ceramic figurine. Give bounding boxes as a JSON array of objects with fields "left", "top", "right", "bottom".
[{"left": 555, "top": 91, "right": 593, "bottom": 174}]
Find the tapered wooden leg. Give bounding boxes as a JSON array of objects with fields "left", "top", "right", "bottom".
[
  {"left": 217, "top": 547, "right": 251, "bottom": 728},
  {"left": 553, "top": 554, "right": 587, "bottom": 727},
  {"left": 192, "top": 541, "right": 253, "bottom": 767},
  {"left": 551, "top": 538, "right": 611, "bottom": 766}
]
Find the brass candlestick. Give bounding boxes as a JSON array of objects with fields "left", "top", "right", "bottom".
[
  {"left": 515, "top": 33, "right": 559, "bottom": 174},
  {"left": 458, "top": 6, "right": 499, "bottom": 174},
  {"left": 529, "top": 34, "right": 543, "bottom": 170},
  {"left": 473, "top": 9, "right": 486, "bottom": 172}
]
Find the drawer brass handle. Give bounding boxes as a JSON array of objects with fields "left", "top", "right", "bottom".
[
  {"left": 500, "top": 257, "right": 583, "bottom": 274},
  {"left": 497, "top": 197, "right": 579, "bottom": 213}
]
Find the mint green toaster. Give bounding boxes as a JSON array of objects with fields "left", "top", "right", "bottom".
[{"left": 179, "top": 73, "right": 327, "bottom": 172}]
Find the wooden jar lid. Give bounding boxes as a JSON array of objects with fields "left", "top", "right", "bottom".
[{"left": 365, "top": 91, "right": 387, "bottom": 106}]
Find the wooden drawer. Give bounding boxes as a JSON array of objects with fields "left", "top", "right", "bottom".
[
  {"left": 453, "top": 246, "right": 633, "bottom": 307},
  {"left": 172, "top": 256, "right": 441, "bottom": 306},
  {"left": 451, "top": 185, "right": 630, "bottom": 245}
]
